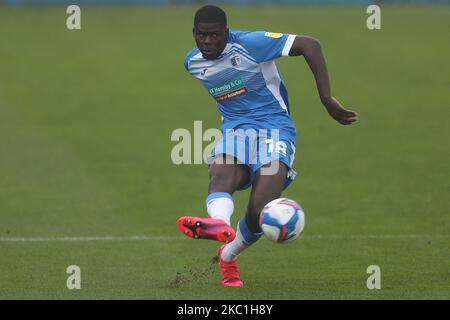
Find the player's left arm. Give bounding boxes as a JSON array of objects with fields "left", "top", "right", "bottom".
[{"left": 289, "top": 35, "right": 358, "bottom": 125}]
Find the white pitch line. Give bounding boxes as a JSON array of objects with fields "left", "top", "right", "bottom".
[
  {"left": 0, "top": 234, "right": 448, "bottom": 242},
  {"left": 349, "top": 234, "right": 449, "bottom": 240},
  {"left": 0, "top": 236, "right": 187, "bottom": 242}
]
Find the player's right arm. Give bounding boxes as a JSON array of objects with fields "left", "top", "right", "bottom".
[{"left": 289, "top": 36, "right": 358, "bottom": 125}]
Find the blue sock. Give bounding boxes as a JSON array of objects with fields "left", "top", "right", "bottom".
[
  {"left": 221, "top": 218, "right": 263, "bottom": 261},
  {"left": 237, "top": 217, "right": 263, "bottom": 245}
]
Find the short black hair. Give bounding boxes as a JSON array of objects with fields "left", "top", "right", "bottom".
[{"left": 194, "top": 5, "right": 227, "bottom": 28}]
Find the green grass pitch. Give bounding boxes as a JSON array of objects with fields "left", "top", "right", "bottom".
[{"left": 0, "top": 5, "right": 449, "bottom": 299}]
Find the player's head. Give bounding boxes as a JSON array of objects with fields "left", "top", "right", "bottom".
[{"left": 193, "top": 5, "right": 229, "bottom": 60}]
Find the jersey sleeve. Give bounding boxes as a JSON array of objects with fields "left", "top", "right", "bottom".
[
  {"left": 183, "top": 55, "right": 190, "bottom": 71},
  {"left": 237, "top": 31, "right": 296, "bottom": 63},
  {"left": 183, "top": 48, "right": 199, "bottom": 72}
]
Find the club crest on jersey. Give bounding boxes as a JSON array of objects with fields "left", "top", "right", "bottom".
[{"left": 230, "top": 54, "right": 241, "bottom": 67}]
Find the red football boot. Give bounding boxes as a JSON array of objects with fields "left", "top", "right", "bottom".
[
  {"left": 177, "top": 216, "right": 236, "bottom": 243},
  {"left": 217, "top": 245, "right": 243, "bottom": 287}
]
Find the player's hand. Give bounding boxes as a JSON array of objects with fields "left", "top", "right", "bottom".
[{"left": 322, "top": 96, "right": 358, "bottom": 125}]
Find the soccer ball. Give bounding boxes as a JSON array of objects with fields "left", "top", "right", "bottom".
[{"left": 259, "top": 198, "right": 305, "bottom": 243}]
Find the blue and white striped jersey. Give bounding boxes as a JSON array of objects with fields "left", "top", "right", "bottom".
[{"left": 184, "top": 30, "right": 297, "bottom": 142}]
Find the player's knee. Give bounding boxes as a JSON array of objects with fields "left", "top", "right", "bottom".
[
  {"left": 209, "top": 156, "right": 248, "bottom": 190},
  {"left": 209, "top": 164, "right": 240, "bottom": 191},
  {"left": 209, "top": 163, "right": 229, "bottom": 181}
]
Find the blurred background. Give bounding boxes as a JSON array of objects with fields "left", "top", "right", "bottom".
[{"left": 0, "top": 0, "right": 449, "bottom": 299}]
